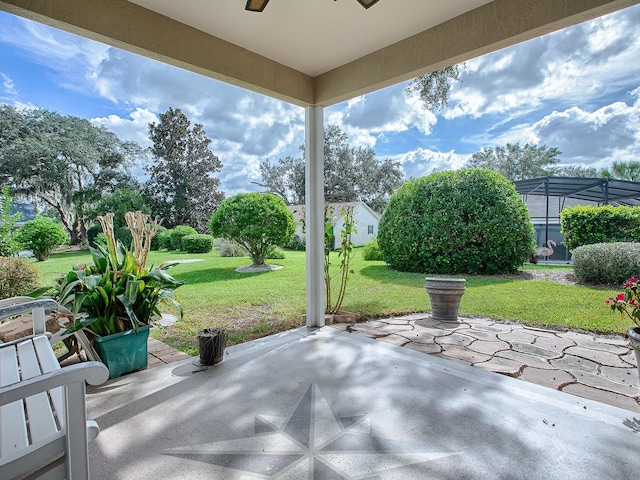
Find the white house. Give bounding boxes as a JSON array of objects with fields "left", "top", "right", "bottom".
[{"left": 287, "top": 202, "right": 381, "bottom": 250}]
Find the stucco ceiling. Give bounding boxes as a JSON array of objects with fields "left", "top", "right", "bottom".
[{"left": 126, "top": 0, "right": 494, "bottom": 77}]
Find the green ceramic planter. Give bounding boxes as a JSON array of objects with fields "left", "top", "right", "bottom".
[{"left": 94, "top": 325, "right": 151, "bottom": 379}]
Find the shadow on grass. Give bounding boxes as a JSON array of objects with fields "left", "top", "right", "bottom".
[
  {"left": 359, "top": 264, "right": 552, "bottom": 288},
  {"left": 173, "top": 266, "right": 275, "bottom": 285},
  {"left": 47, "top": 250, "right": 91, "bottom": 261}
]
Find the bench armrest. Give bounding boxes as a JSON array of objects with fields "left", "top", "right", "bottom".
[
  {"left": 0, "top": 361, "right": 109, "bottom": 407},
  {"left": 0, "top": 298, "right": 61, "bottom": 337}
]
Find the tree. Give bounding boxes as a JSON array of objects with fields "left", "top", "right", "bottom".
[
  {"left": 0, "top": 185, "right": 23, "bottom": 256},
  {"left": 406, "top": 65, "right": 464, "bottom": 112},
  {"left": 0, "top": 106, "right": 141, "bottom": 244},
  {"left": 557, "top": 165, "right": 600, "bottom": 178},
  {"left": 466, "top": 143, "right": 562, "bottom": 181},
  {"left": 209, "top": 193, "right": 296, "bottom": 267},
  {"left": 90, "top": 188, "right": 150, "bottom": 230},
  {"left": 257, "top": 155, "right": 305, "bottom": 205},
  {"left": 600, "top": 161, "right": 640, "bottom": 182},
  {"left": 145, "top": 107, "right": 224, "bottom": 231},
  {"left": 378, "top": 169, "right": 535, "bottom": 274},
  {"left": 258, "top": 125, "right": 404, "bottom": 212}
]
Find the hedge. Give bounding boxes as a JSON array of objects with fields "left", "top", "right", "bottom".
[
  {"left": 560, "top": 205, "right": 640, "bottom": 251},
  {"left": 181, "top": 234, "right": 214, "bottom": 253}
]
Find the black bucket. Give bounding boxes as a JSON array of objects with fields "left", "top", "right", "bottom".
[{"left": 197, "top": 328, "right": 227, "bottom": 365}]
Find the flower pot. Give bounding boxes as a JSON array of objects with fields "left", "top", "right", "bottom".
[
  {"left": 425, "top": 277, "right": 466, "bottom": 321},
  {"left": 198, "top": 328, "right": 227, "bottom": 366},
  {"left": 94, "top": 325, "right": 151, "bottom": 379},
  {"left": 628, "top": 327, "right": 640, "bottom": 386}
]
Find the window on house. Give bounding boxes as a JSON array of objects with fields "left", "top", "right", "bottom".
[{"left": 368, "top": 225, "right": 374, "bottom": 234}]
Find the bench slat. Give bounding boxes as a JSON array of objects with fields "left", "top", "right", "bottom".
[
  {"left": 17, "top": 339, "right": 59, "bottom": 444},
  {"left": 34, "top": 335, "right": 65, "bottom": 425},
  {"left": 0, "top": 344, "right": 29, "bottom": 455}
]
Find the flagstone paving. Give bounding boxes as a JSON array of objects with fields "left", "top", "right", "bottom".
[{"left": 331, "top": 315, "right": 640, "bottom": 412}]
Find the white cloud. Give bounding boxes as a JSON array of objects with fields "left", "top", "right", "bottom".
[
  {"left": 394, "top": 148, "right": 468, "bottom": 179},
  {"left": 0, "top": 72, "right": 17, "bottom": 97},
  {"left": 328, "top": 83, "right": 438, "bottom": 150},
  {"left": 480, "top": 89, "right": 640, "bottom": 168},
  {"left": 91, "top": 107, "right": 158, "bottom": 147},
  {"left": 0, "top": 14, "right": 108, "bottom": 96},
  {"left": 445, "top": 5, "right": 640, "bottom": 120}
]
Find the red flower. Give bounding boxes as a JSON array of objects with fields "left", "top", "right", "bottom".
[{"left": 617, "top": 292, "right": 626, "bottom": 301}]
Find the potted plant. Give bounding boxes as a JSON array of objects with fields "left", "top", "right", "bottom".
[
  {"left": 61, "top": 212, "right": 184, "bottom": 378},
  {"left": 605, "top": 276, "right": 640, "bottom": 385}
]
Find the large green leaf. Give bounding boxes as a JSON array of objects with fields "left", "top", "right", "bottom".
[
  {"left": 146, "top": 268, "right": 186, "bottom": 288},
  {"left": 62, "top": 315, "right": 98, "bottom": 335}
]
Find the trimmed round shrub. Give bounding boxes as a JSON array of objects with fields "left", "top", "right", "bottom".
[
  {"left": 0, "top": 257, "right": 40, "bottom": 299},
  {"left": 378, "top": 169, "right": 535, "bottom": 274},
  {"left": 217, "top": 239, "right": 248, "bottom": 257},
  {"left": 168, "top": 225, "right": 197, "bottom": 251},
  {"left": 181, "top": 234, "right": 214, "bottom": 253},
  {"left": 573, "top": 242, "right": 640, "bottom": 285},
  {"left": 362, "top": 239, "right": 383, "bottom": 261},
  {"left": 15, "top": 216, "right": 67, "bottom": 261},
  {"left": 209, "top": 193, "right": 295, "bottom": 266}
]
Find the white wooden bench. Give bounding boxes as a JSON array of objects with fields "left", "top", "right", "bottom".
[{"left": 0, "top": 302, "right": 108, "bottom": 479}]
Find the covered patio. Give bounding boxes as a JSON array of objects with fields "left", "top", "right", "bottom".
[
  {"left": 2, "top": 0, "right": 640, "bottom": 478},
  {"left": 87, "top": 326, "right": 640, "bottom": 479},
  {"left": 2, "top": 0, "right": 638, "bottom": 327}
]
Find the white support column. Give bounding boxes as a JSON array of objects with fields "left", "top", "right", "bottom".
[{"left": 305, "top": 106, "right": 325, "bottom": 328}]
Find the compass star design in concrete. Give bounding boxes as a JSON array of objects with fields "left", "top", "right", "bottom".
[{"left": 162, "top": 384, "right": 461, "bottom": 478}]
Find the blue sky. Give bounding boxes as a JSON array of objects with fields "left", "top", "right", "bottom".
[{"left": 1, "top": 5, "right": 640, "bottom": 196}]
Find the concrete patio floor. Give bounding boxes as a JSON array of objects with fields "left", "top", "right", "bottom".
[
  {"left": 86, "top": 325, "right": 640, "bottom": 479},
  {"left": 335, "top": 314, "right": 640, "bottom": 412}
]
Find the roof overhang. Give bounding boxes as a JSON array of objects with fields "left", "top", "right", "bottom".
[{"left": 1, "top": 0, "right": 638, "bottom": 107}]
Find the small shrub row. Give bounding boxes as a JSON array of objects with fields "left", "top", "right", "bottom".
[
  {"left": 572, "top": 242, "right": 640, "bottom": 285},
  {"left": 0, "top": 257, "right": 40, "bottom": 299},
  {"left": 149, "top": 225, "right": 213, "bottom": 253},
  {"left": 168, "top": 225, "right": 198, "bottom": 250},
  {"left": 150, "top": 226, "right": 168, "bottom": 251},
  {"left": 181, "top": 234, "right": 214, "bottom": 253},
  {"left": 560, "top": 205, "right": 640, "bottom": 251}
]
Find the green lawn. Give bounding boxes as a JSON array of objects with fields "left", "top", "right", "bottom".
[{"left": 31, "top": 247, "right": 624, "bottom": 355}]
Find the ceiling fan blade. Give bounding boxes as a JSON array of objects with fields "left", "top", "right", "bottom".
[
  {"left": 356, "top": 0, "right": 381, "bottom": 8},
  {"left": 245, "top": 0, "right": 380, "bottom": 12},
  {"left": 245, "top": 0, "right": 269, "bottom": 12}
]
